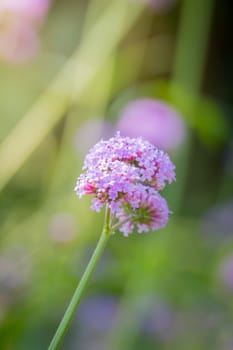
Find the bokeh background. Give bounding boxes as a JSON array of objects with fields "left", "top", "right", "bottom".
[{"left": 0, "top": 0, "right": 233, "bottom": 349}]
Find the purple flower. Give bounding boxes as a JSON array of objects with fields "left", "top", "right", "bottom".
[
  {"left": 77, "top": 295, "right": 118, "bottom": 331},
  {"left": 116, "top": 190, "right": 170, "bottom": 236},
  {"left": 117, "top": 98, "right": 186, "bottom": 151},
  {"left": 0, "top": 0, "right": 51, "bottom": 63},
  {"left": 75, "top": 132, "right": 175, "bottom": 236},
  {"left": 142, "top": 300, "right": 176, "bottom": 341}
]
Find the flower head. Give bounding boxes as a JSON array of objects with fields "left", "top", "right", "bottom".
[
  {"left": 75, "top": 132, "right": 175, "bottom": 236},
  {"left": 116, "top": 190, "right": 170, "bottom": 236}
]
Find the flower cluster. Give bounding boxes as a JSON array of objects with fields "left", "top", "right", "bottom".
[{"left": 75, "top": 132, "right": 175, "bottom": 236}]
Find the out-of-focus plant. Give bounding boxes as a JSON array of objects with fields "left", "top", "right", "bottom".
[
  {"left": 0, "top": 0, "right": 52, "bottom": 63},
  {"left": 117, "top": 98, "right": 186, "bottom": 151}
]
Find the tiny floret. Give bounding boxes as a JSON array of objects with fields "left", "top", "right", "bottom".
[{"left": 75, "top": 132, "right": 175, "bottom": 236}]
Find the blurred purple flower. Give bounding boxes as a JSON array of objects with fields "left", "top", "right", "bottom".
[
  {"left": 225, "top": 342, "right": 233, "bottom": 350},
  {"left": 117, "top": 98, "right": 186, "bottom": 151},
  {"left": 0, "top": 246, "right": 31, "bottom": 319},
  {"left": 0, "top": 0, "right": 51, "bottom": 63},
  {"left": 201, "top": 201, "right": 233, "bottom": 243},
  {"left": 77, "top": 295, "right": 118, "bottom": 331},
  {"left": 218, "top": 255, "right": 233, "bottom": 292},
  {"left": 74, "top": 119, "right": 115, "bottom": 157},
  {"left": 142, "top": 300, "right": 176, "bottom": 341},
  {"left": 48, "top": 213, "right": 77, "bottom": 243},
  {"left": 0, "top": 246, "right": 30, "bottom": 291},
  {"left": 72, "top": 295, "right": 117, "bottom": 350}
]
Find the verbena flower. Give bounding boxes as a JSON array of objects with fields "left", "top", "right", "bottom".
[
  {"left": 115, "top": 190, "right": 170, "bottom": 236},
  {"left": 75, "top": 132, "right": 175, "bottom": 236}
]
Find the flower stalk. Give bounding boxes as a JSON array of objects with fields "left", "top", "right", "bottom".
[{"left": 48, "top": 206, "right": 111, "bottom": 350}]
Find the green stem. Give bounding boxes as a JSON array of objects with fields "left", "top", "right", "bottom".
[{"left": 48, "top": 206, "right": 111, "bottom": 350}]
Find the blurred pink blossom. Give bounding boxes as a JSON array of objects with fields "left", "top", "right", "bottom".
[
  {"left": 117, "top": 98, "right": 186, "bottom": 151},
  {"left": 0, "top": 0, "right": 51, "bottom": 25},
  {"left": 0, "top": 0, "right": 51, "bottom": 63}
]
